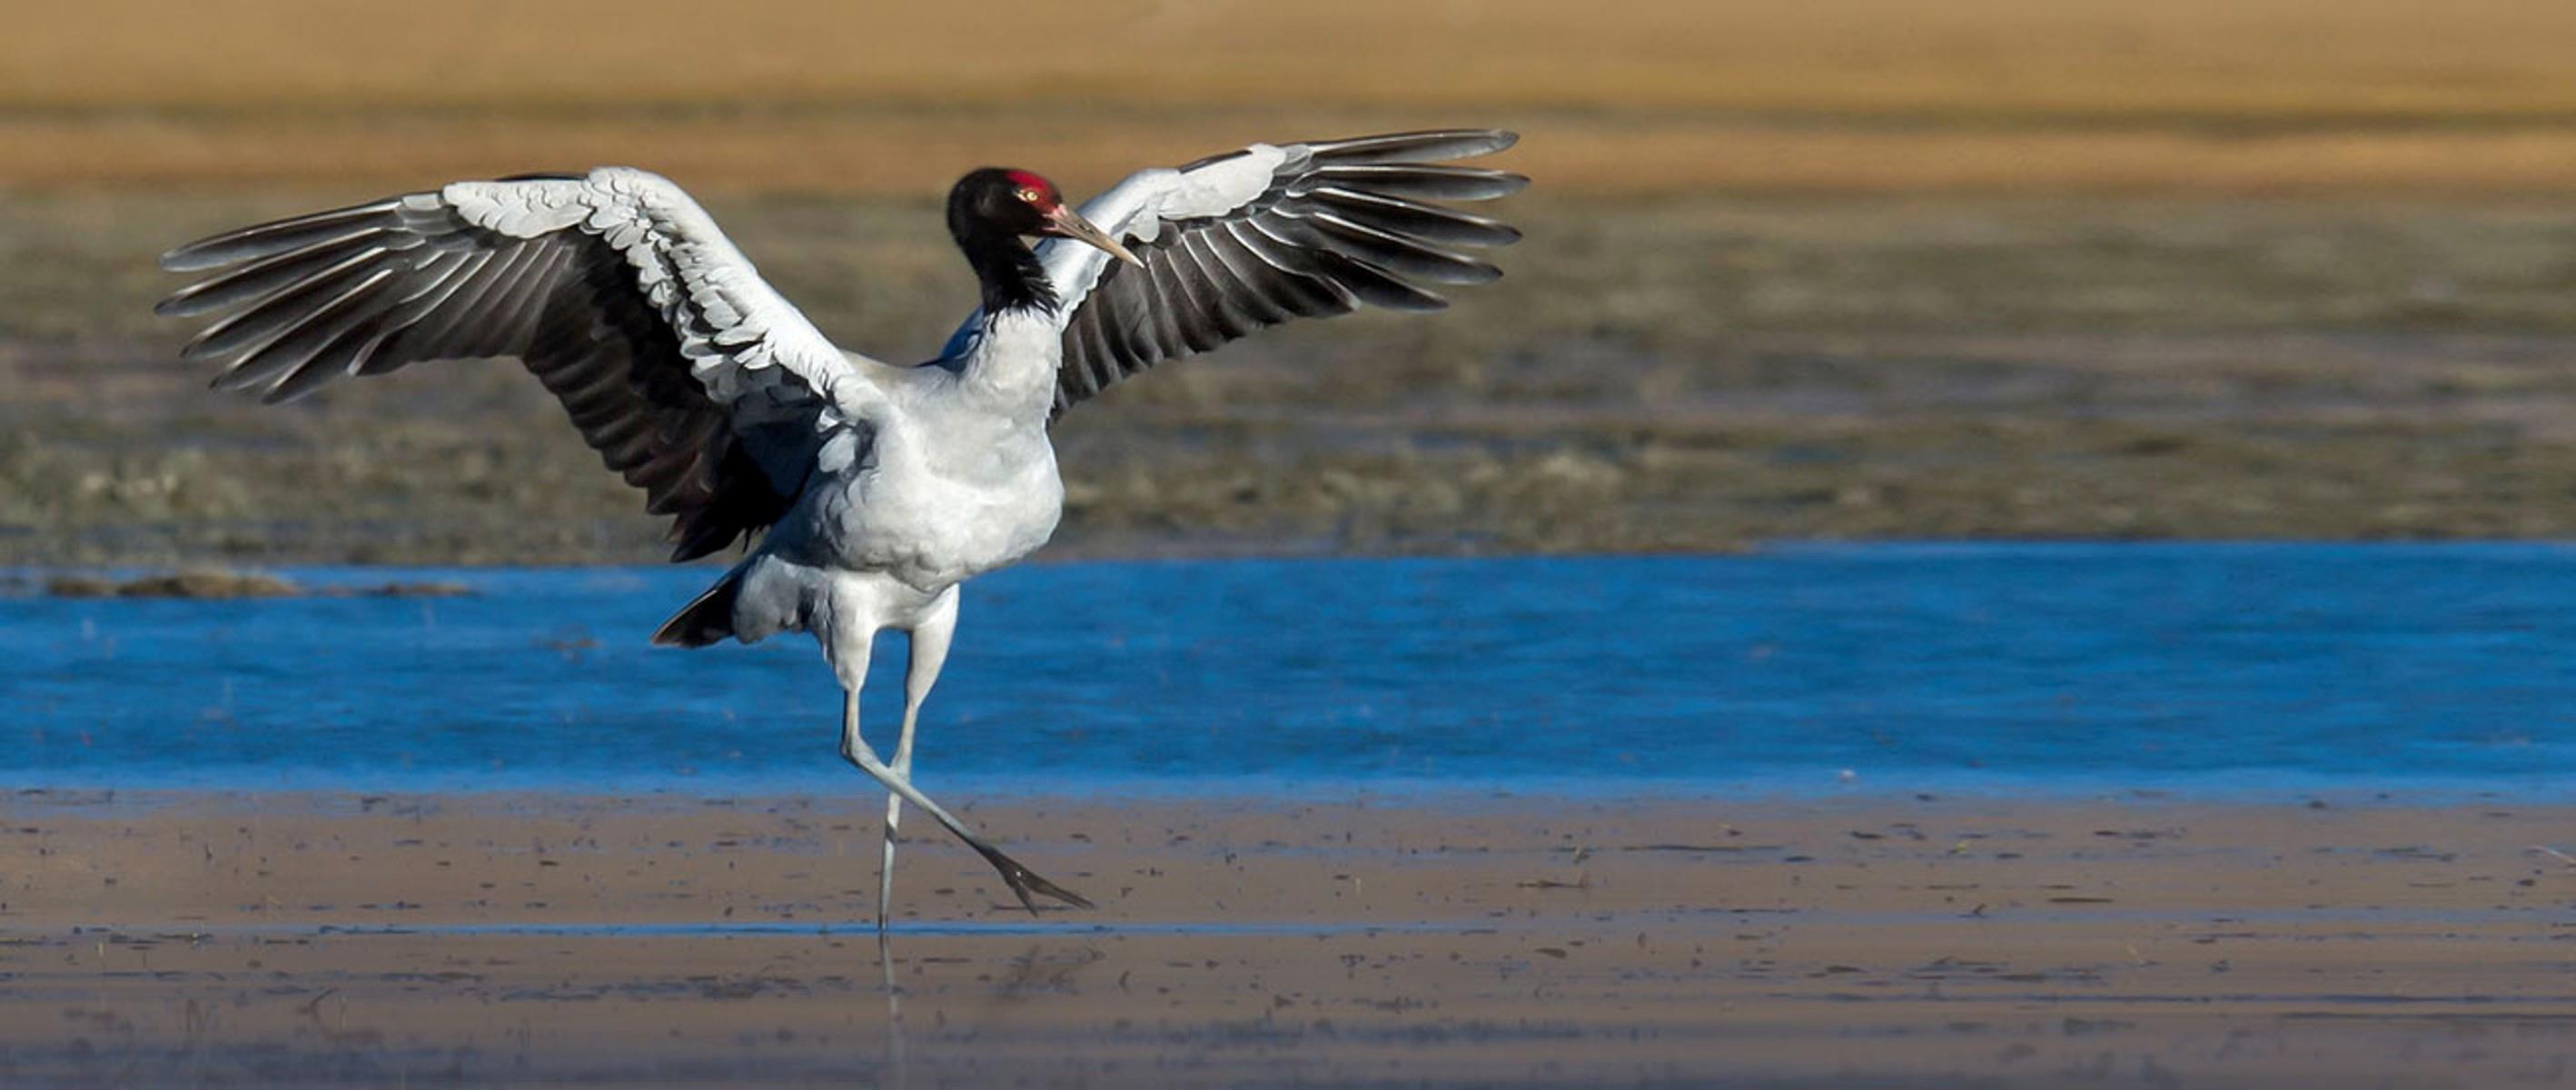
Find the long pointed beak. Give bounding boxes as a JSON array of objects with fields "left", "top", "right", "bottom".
[{"left": 1045, "top": 205, "right": 1143, "bottom": 267}]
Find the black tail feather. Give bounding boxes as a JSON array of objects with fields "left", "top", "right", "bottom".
[{"left": 652, "top": 568, "right": 745, "bottom": 648}]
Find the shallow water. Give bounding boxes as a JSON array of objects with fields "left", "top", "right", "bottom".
[{"left": 6, "top": 544, "right": 2572, "bottom": 798}]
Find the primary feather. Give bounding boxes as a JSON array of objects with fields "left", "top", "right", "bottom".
[
  {"left": 1025, "top": 129, "right": 1527, "bottom": 421},
  {"left": 158, "top": 169, "right": 864, "bottom": 560}
]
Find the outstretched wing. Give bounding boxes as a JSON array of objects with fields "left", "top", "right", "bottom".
[
  {"left": 158, "top": 168, "right": 869, "bottom": 560},
  {"left": 1039, "top": 130, "right": 1526, "bottom": 421}
]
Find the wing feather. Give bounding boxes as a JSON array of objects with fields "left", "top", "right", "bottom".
[
  {"left": 1219, "top": 221, "right": 1349, "bottom": 315},
  {"left": 159, "top": 201, "right": 406, "bottom": 272},
  {"left": 1171, "top": 233, "right": 1262, "bottom": 337},
  {"left": 247, "top": 270, "right": 406, "bottom": 402},
  {"left": 938, "top": 130, "right": 1521, "bottom": 421},
  {"left": 1299, "top": 188, "right": 1521, "bottom": 251},
  {"left": 158, "top": 168, "right": 867, "bottom": 560},
  {"left": 154, "top": 232, "right": 392, "bottom": 317},
  {"left": 1283, "top": 210, "right": 1498, "bottom": 285},
  {"left": 1300, "top": 130, "right": 1521, "bottom": 164},
  {"left": 1293, "top": 164, "right": 1528, "bottom": 202}
]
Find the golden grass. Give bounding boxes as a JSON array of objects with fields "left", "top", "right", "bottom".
[
  {"left": 19, "top": 0, "right": 2576, "bottom": 118},
  {"left": 16, "top": 113, "right": 2576, "bottom": 199},
  {"left": 10, "top": 0, "right": 2576, "bottom": 195}
]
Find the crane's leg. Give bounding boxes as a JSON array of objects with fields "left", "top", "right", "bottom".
[
  {"left": 878, "top": 587, "right": 958, "bottom": 930},
  {"left": 840, "top": 687, "right": 1089, "bottom": 917}
]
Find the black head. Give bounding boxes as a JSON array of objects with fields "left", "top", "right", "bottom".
[
  {"left": 945, "top": 167, "right": 1141, "bottom": 313},
  {"left": 946, "top": 168, "right": 1063, "bottom": 246}
]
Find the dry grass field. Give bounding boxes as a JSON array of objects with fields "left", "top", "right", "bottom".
[
  {"left": 10, "top": 0, "right": 2576, "bottom": 564},
  {"left": 20, "top": 0, "right": 2575, "bottom": 118},
  {"left": 10, "top": 0, "right": 2576, "bottom": 196}
]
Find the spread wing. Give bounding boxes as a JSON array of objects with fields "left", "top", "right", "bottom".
[
  {"left": 1037, "top": 130, "right": 1526, "bottom": 421},
  {"left": 158, "top": 168, "right": 873, "bottom": 560}
]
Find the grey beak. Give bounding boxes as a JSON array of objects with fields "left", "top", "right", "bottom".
[{"left": 1045, "top": 205, "right": 1143, "bottom": 267}]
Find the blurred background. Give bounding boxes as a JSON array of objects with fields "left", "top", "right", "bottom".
[{"left": 11, "top": 0, "right": 2576, "bottom": 566}]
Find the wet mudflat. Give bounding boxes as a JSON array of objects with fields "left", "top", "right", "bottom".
[{"left": 3, "top": 791, "right": 2570, "bottom": 1086}]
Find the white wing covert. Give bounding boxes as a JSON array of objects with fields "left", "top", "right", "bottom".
[
  {"left": 1038, "top": 130, "right": 1526, "bottom": 421},
  {"left": 158, "top": 168, "right": 869, "bottom": 560}
]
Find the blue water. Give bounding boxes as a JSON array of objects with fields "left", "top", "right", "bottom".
[{"left": 5, "top": 544, "right": 2572, "bottom": 799}]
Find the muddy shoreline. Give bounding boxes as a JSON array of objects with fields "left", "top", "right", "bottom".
[{"left": 3, "top": 790, "right": 2569, "bottom": 1086}]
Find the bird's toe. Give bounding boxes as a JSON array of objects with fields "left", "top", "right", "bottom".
[{"left": 971, "top": 841, "right": 1094, "bottom": 914}]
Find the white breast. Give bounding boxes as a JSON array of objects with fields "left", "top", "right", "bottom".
[{"left": 808, "top": 308, "right": 1069, "bottom": 590}]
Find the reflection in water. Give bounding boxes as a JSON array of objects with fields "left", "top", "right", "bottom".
[
  {"left": 872, "top": 930, "right": 1115, "bottom": 1085},
  {"left": 996, "top": 944, "right": 1106, "bottom": 998},
  {"left": 878, "top": 930, "right": 907, "bottom": 1090}
]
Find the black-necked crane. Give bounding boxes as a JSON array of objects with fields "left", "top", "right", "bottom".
[{"left": 157, "top": 130, "right": 1526, "bottom": 926}]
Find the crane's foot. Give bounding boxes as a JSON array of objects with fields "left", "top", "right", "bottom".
[{"left": 968, "top": 840, "right": 1095, "bottom": 915}]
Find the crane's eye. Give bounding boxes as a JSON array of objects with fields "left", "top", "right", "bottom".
[{"left": 1016, "top": 188, "right": 1041, "bottom": 203}]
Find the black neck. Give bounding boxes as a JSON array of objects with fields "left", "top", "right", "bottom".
[{"left": 957, "top": 228, "right": 1058, "bottom": 315}]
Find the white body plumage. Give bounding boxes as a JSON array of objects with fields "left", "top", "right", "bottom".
[{"left": 733, "top": 310, "right": 1068, "bottom": 687}]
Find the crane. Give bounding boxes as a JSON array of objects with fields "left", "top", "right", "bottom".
[{"left": 157, "top": 129, "right": 1526, "bottom": 926}]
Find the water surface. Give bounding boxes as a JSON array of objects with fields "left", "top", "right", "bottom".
[{"left": 7, "top": 545, "right": 2571, "bottom": 798}]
